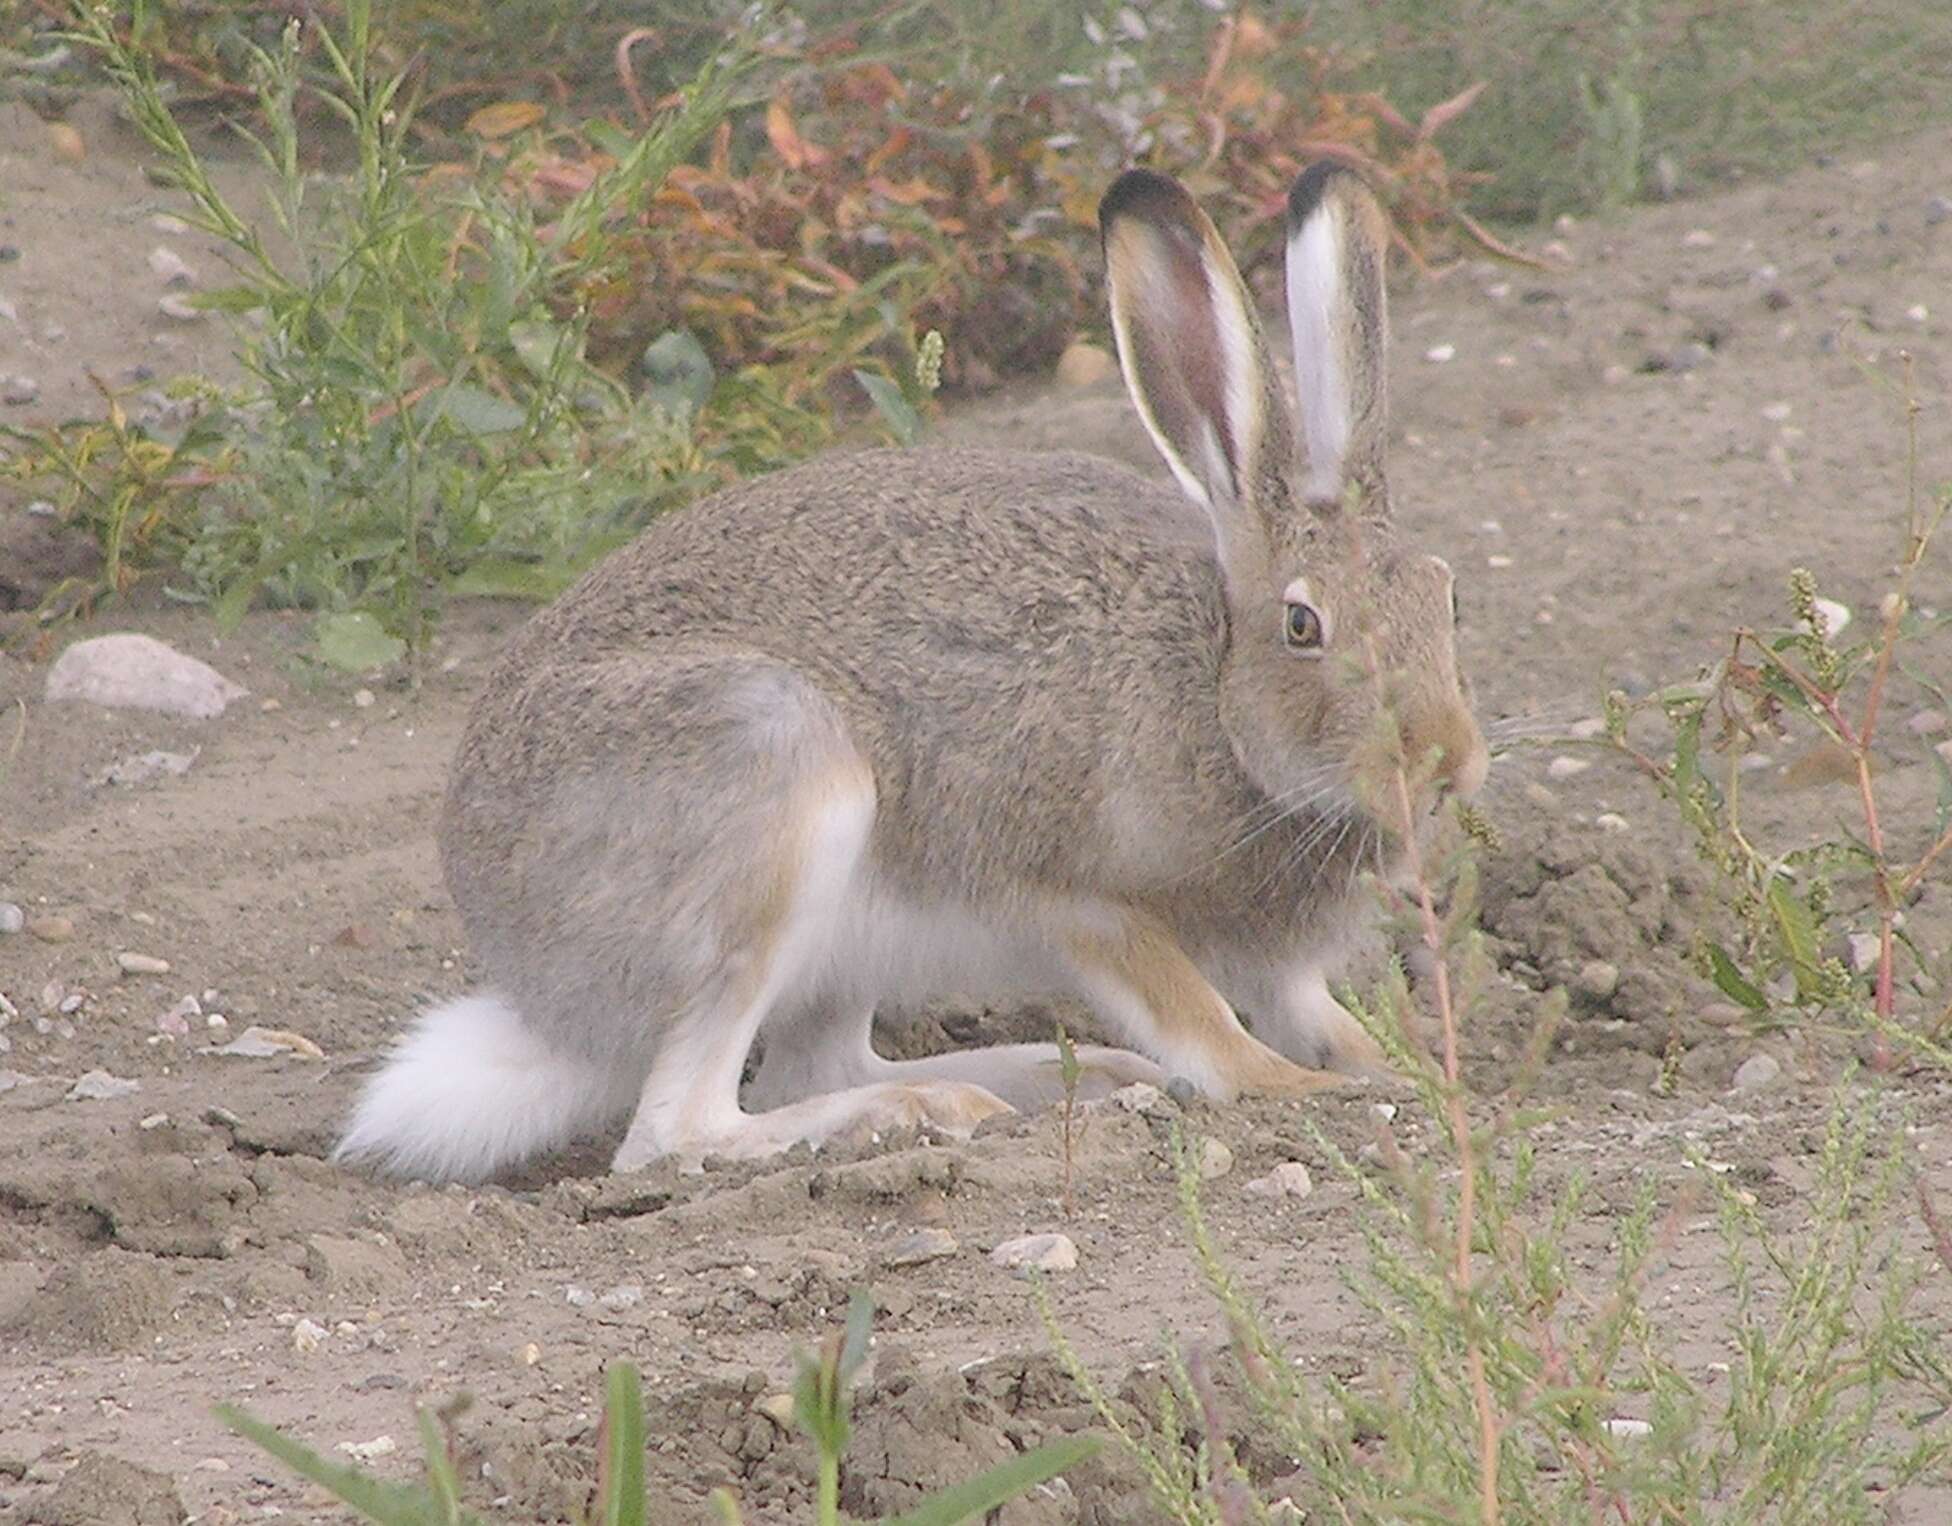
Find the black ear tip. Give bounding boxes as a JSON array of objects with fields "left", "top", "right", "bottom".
[
  {"left": 1099, "top": 167, "right": 1192, "bottom": 235},
  {"left": 1287, "top": 160, "right": 1360, "bottom": 231}
]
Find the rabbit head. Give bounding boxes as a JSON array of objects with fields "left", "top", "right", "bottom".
[{"left": 1100, "top": 164, "right": 1485, "bottom": 856}]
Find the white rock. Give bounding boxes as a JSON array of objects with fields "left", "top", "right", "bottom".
[
  {"left": 1730, "top": 1053, "right": 1782, "bottom": 1093},
  {"left": 1846, "top": 933, "right": 1881, "bottom": 973},
  {"left": 353, "top": 687, "right": 376, "bottom": 709},
  {"left": 1681, "top": 228, "right": 1716, "bottom": 248},
  {"left": 337, "top": 1435, "right": 397, "bottom": 1462},
  {"left": 1568, "top": 716, "right": 1608, "bottom": 740},
  {"left": 1907, "top": 304, "right": 1929, "bottom": 323},
  {"left": 158, "top": 294, "right": 203, "bottom": 321},
  {"left": 1424, "top": 343, "right": 1456, "bottom": 363},
  {"left": 1244, "top": 1162, "right": 1315, "bottom": 1199},
  {"left": 597, "top": 1283, "right": 644, "bottom": 1311},
  {"left": 1486, "top": 554, "right": 1514, "bottom": 569},
  {"left": 67, "top": 1069, "right": 141, "bottom": 1101},
  {"left": 1546, "top": 755, "right": 1592, "bottom": 780},
  {"left": 147, "top": 245, "right": 195, "bottom": 286},
  {"left": 93, "top": 748, "right": 197, "bottom": 788},
  {"left": 990, "top": 1232, "right": 1078, "bottom": 1273},
  {"left": 1197, "top": 1137, "right": 1234, "bottom": 1180},
  {"left": 47, "top": 634, "right": 248, "bottom": 719},
  {"left": 1603, "top": 1417, "right": 1653, "bottom": 1439},
  {"left": 117, "top": 952, "right": 172, "bottom": 976},
  {"left": 1595, "top": 812, "right": 1630, "bottom": 834},
  {"left": 0, "top": 902, "right": 22, "bottom": 935},
  {"left": 200, "top": 1024, "right": 324, "bottom": 1059},
  {"left": 1107, "top": 1081, "right": 1166, "bottom": 1113},
  {"left": 0, "top": 1071, "right": 34, "bottom": 1093}
]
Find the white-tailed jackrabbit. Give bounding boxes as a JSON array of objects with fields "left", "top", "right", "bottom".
[{"left": 336, "top": 163, "right": 1487, "bottom": 1182}]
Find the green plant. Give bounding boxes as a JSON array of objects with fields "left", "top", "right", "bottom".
[
  {"left": 10, "top": 2, "right": 828, "bottom": 664},
  {"left": 221, "top": 1301, "right": 1095, "bottom": 1523},
  {"left": 1606, "top": 358, "right": 1952, "bottom": 1059}
]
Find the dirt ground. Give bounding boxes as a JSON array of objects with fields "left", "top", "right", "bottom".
[{"left": 3, "top": 96, "right": 1952, "bottom": 1524}]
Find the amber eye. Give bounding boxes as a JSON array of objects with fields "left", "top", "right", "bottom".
[{"left": 1284, "top": 601, "right": 1325, "bottom": 651}]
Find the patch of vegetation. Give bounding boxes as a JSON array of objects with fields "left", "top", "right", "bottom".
[{"left": 221, "top": 1298, "right": 1096, "bottom": 1524}]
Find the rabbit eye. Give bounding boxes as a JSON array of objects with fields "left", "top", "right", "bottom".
[{"left": 1284, "top": 601, "right": 1325, "bottom": 652}]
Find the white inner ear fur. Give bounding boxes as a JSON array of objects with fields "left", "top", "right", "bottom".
[
  {"left": 1286, "top": 201, "right": 1350, "bottom": 503},
  {"left": 1108, "top": 221, "right": 1265, "bottom": 524}
]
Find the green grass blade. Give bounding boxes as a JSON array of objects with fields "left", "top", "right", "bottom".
[
  {"left": 215, "top": 1404, "right": 438, "bottom": 1523},
  {"left": 600, "top": 1364, "right": 648, "bottom": 1526},
  {"left": 878, "top": 1435, "right": 1100, "bottom": 1526},
  {"left": 415, "top": 1408, "right": 464, "bottom": 1524}
]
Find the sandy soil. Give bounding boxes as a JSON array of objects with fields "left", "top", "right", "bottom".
[{"left": 3, "top": 97, "right": 1951, "bottom": 1524}]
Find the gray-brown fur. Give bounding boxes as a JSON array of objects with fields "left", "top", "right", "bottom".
[{"left": 338, "top": 163, "right": 1486, "bottom": 1179}]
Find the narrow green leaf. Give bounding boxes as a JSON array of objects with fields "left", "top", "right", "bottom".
[
  {"left": 216, "top": 1405, "right": 434, "bottom": 1522},
  {"left": 880, "top": 1436, "right": 1101, "bottom": 1526},
  {"left": 855, "top": 369, "right": 919, "bottom": 446},
  {"left": 1705, "top": 944, "right": 1769, "bottom": 1011},
  {"left": 1766, "top": 878, "right": 1824, "bottom": 1000},
  {"left": 1930, "top": 741, "right": 1952, "bottom": 839},
  {"left": 601, "top": 1364, "right": 647, "bottom": 1526},
  {"left": 448, "top": 558, "right": 569, "bottom": 602},
  {"left": 838, "top": 1288, "right": 876, "bottom": 1385},
  {"left": 416, "top": 1407, "right": 464, "bottom": 1524},
  {"left": 314, "top": 610, "right": 407, "bottom": 671}
]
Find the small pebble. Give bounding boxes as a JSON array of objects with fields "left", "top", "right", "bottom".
[
  {"left": 0, "top": 903, "right": 23, "bottom": 935},
  {"left": 46, "top": 122, "right": 85, "bottom": 162},
  {"left": 1845, "top": 933, "right": 1881, "bottom": 974},
  {"left": 147, "top": 246, "right": 195, "bottom": 287},
  {"left": 517, "top": 1341, "right": 541, "bottom": 1366},
  {"left": 1730, "top": 1053, "right": 1782, "bottom": 1093},
  {"left": 1197, "top": 1137, "right": 1234, "bottom": 1180},
  {"left": 338, "top": 1436, "right": 397, "bottom": 1462},
  {"left": 116, "top": 952, "right": 172, "bottom": 976},
  {"left": 0, "top": 245, "right": 17, "bottom": 262},
  {"left": 1164, "top": 1075, "right": 1197, "bottom": 1107},
  {"left": 1106, "top": 1081, "right": 1165, "bottom": 1114},
  {"left": 1243, "top": 1162, "right": 1315, "bottom": 1200},
  {"left": 596, "top": 1283, "right": 644, "bottom": 1311},
  {"left": 1486, "top": 554, "right": 1514, "bottom": 569},
  {"left": 151, "top": 213, "right": 190, "bottom": 235},
  {"left": 1594, "top": 812, "right": 1630, "bottom": 834},
  {"left": 990, "top": 1232, "right": 1078, "bottom": 1273},
  {"left": 29, "top": 915, "right": 75, "bottom": 943},
  {"left": 138, "top": 1112, "right": 170, "bottom": 1131},
  {"left": 1668, "top": 342, "right": 1712, "bottom": 373},
  {"left": 67, "top": 1069, "right": 141, "bottom": 1101},
  {"left": 1424, "top": 343, "right": 1456, "bottom": 363},
  {"left": 1908, "top": 710, "right": 1948, "bottom": 736},
  {"left": 1546, "top": 755, "right": 1591, "bottom": 780},
  {"left": 1577, "top": 960, "right": 1620, "bottom": 1001},
  {"left": 353, "top": 688, "right": 376, "bottom": 709},
  {"left": 1567, "top": 716, "right": 1608, "bottom": 740},
  {"left": 883, "top": 1228, "right": 958, "bottom": 1267},
  {"left": 158, "top": 294, "right": 202, "bottom": 322},
  {"left": 1, "top": 374, "right": 39, "bottom": 406},
  {"left": 1760, "top": 401, "right": 1792, "bottom": 422},
  {"left": 1907, "top": 304, "right": 1929, "bottom": 324},
  {"left": 1681, "top": 228, "right": 1716, "bottom": 248},
  {"left": 756, "top": 1394, "right": 798, "bottom": 1429},
  {"left": 1603, "top": 1417, "right": 1654, "bottom": 1439}
]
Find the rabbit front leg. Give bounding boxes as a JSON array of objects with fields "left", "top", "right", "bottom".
[{"left": 1062, "top": 910, "right": 1346, "bottom": 1100}]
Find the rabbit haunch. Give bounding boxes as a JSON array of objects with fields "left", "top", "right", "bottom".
[{"left": 335, "top": 165, "right": 1487, "bottom": 1182}]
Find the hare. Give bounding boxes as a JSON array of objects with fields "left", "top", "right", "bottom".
[{"left": 335, "top": 163, "right": 1487, "bottom": 1183}]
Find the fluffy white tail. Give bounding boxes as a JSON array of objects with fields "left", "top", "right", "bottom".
[{"left": 334, "top": 993, "right": 631, "bottom": 1182}]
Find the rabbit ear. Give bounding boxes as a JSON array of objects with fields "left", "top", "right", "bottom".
[
  {"left": 1101, "top": 169, "right": 1276, "bottom": 546},
  {"left": 1285, "top": 163, "right": 1390, "bottom": 513}
]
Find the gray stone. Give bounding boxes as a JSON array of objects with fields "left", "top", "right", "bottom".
[
  {"left": 989, "top": 1232, "right": 1078, "bottom": 1273},
  {"left": 882, "top": 1227, "right": 958, "bottom": 1268},
  {"left": 1730, "top": 1053, "right": 1783, "bottom": 1093}
]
